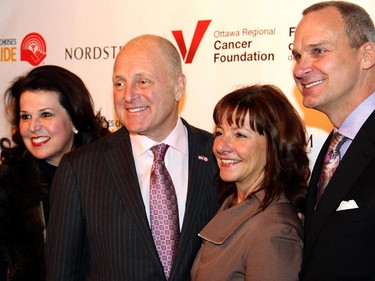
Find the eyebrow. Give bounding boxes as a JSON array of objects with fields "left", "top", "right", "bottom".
[
  {"left": 308, "top": 39, "right": 335, "bottom": 48},
  {"left": 113, "top": 72, "right": 150, "bottom": 81},
  {"left": 113, "top": 75, "right": 124, "bottom": 81},
  {"left": 20, "top": 108, "right": 54, "bottom": 113},
  {"left": 306, "top": 42, "right": 325, "bottom": 48}
]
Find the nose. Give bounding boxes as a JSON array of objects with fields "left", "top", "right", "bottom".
[
  {"left": 124, "top": 83, "right": 140, "bottom": 103},
  {"left": 293, "top": 55, "right": 312, "bottom": 80},
  {"left": 28, "top": 117, "right": 42, "bottom": 132},
  {"left": 214, "top": 135, "right": 232, "bottom": 155}
]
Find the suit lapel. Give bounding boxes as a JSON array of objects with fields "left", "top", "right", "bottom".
[
  {"left": 181, "top": 129, "right": 212, "bottom": 234},
  {"left": 171, "top": 120, "right": 217, "bottom": 276},
  {"left": 304, "top": 134, "right": 330, "bottom": 228},
  {"left": 305, "top": 110, "right": 375, "bottom": 259},
  {"left": 104, "top": 127, "right": 162, "bottom": 268}
]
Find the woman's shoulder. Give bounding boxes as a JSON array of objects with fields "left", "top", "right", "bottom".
[{"left": 257, "top": 197, "right": 304, "bottom": 238}]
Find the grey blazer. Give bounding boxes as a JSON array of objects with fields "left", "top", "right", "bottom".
[
  {"left": 46, "top": 118, "right": 219, "bottom": 281},
  {"left": 191, "top": 191, "right": 303, "bottom": 281}
]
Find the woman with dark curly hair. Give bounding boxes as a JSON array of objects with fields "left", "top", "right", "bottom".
[
  {"left": 192, "top": 84, "right": 310, "bottom": 281},
  {"left": 0, "top": 65, "right": 110, "bottom": 281}
]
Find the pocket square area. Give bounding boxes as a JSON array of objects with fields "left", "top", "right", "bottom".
[{"left": 336, "top": 200, "right": 359, "bottom": 211}]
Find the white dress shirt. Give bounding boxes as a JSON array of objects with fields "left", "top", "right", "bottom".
[
  {"left": 338, "top": 91, "right": 375, "bottom": 157},
  {"left": 130, "top": 118, "right": 189, "bottom": 229}
]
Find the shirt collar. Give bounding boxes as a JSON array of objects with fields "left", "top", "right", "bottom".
[
  {"left": 130, "top": 117, "right": 188, "bottom": 156},
  {"left": 338, "top": 91, "right": 375, "bottom": 140}
]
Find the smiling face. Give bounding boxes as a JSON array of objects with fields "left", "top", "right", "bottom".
[
  {"left": 292, "top": 7, "right": 365, "bottom": 124},
  {"left": 19, "top": 90, "right": 75, "bottom": 166},
  {"left": 112, "top": 37, "right": 185, "bottom": 142},
  {"left": 213, "top": 113, "right": 267, "bottom": 201}
]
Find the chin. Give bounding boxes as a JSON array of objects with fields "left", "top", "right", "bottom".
[
  {"left": 220, "top": 174, "right": 236, "bottom": 182},
  {"left": 302, "top": 96, "right": 318, "bottom": 109},
  {"left": 31, "top": 153, "right": 48, "bottom": 160},
  {"left": 125, "top": 124, "right": 146, "bottom": 134}
]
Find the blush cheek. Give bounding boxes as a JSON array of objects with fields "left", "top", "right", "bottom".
[
  {"left": 19, "top": 125, "right": 30, "bottom": 143},
  {"left": 19, "top": 122, "right": 26, "bottom": 134}
]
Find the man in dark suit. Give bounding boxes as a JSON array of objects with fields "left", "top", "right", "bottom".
[
  {"left": 45, "top": 35, "right": 219, "bottom": 280},
  {"left": 292, "top": 1, "right": 375, "bottom": 280}
]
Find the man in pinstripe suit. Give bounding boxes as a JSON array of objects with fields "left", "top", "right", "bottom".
[{"left": 45, "top": 35, "right": 219, "bottom": 281}]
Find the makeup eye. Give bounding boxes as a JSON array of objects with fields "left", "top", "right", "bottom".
[
  {"left": 235, "top": 133, "right": 247, "bottom": 138},
  {"left": 41, "top": 112, "right": 53, "bottom": 118},
  {"left": 213, "top": 130, "right": 223, "bottom": 138},
  {"left": 20, "top": 114, "right": 31, "bottom": 120}
]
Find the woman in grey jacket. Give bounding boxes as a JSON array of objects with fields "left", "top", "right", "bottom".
[{"left": 192, "top": 84, "right": 310, "bottom": 281}]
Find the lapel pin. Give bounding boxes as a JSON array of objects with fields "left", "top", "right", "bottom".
[{"left": 198, "top": 156, "right": 208, "bottom": 162}]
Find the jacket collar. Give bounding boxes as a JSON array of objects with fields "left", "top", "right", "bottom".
[{"left": 198, "top": 190, "right": 289, "bottom": 244}]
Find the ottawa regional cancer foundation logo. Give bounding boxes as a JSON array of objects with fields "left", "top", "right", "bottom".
[{"left": 20, "top": 32, "right": 47, "bottom": 66}]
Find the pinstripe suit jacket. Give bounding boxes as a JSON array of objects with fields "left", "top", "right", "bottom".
[
  {"left": 300, "top": 110, "right": 375, "bottom": 280},
  {"left": 46, "top": 119, "right": 219, "bottom": 281}
]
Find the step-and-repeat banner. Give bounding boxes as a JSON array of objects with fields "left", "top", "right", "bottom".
[{"left": 1, "top": 0, "right": 374, "bottom": 168}]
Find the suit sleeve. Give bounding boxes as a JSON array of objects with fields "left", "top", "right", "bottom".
[{"left": 46, "top": 155, "right": 88, "bottom": 281}]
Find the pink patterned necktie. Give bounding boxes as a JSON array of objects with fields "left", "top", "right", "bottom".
[
  {"left": 150, "top": 144, "right": 180, "bottom": 279},
  {"left": 317, "top": 132, "right": 348, "bottom": 203}
]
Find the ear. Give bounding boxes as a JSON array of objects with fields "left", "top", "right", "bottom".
[
  {"left": 72, "top": 127, "right": 79, "bottom": 134},
  {"left": 361, "top": 42, "right": 375, "bottom": 70},
  {"left": 174, "top": 74, "right": 186, "bottom": 102}
]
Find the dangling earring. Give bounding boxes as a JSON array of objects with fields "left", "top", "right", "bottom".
[{"left": 73, "top": 128, "right": 79, "bottom": 134}]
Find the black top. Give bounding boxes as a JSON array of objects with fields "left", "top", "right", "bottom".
[
  {"left": 0, "top": 155, "right": 56, "bottom": 281},
  {"left": 37, "top": 160, "right": 57, "bottom": 225}
]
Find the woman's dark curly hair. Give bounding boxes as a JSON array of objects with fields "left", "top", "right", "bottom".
[
  {"left": 1, "top": 65, "right": 109, "bottom": 164},
  {"left": 213, "top": 84, "right": 310, "bottom": 213}
]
